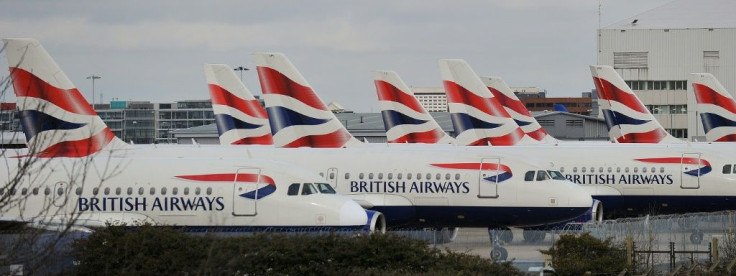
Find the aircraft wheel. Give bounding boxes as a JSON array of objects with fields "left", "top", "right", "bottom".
[
  {"left": 690, "top": 232, "right": 704, "bottom": 244},
  {"left": 490, "top": 245, "right": 508, "bottom": 261},
  {"left": 498, "top": 228, "right": 513, "bottom": 244},
  {"left": 523, "top": 230, "right": 545, "bottom": 243}
]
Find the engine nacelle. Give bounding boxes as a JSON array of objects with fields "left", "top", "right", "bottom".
[
  {"left": 580, "top": 199, "right": 603, "bottom": 223},
  {"left": 364, "top": 210, "right": 386, "bottom": 233}
]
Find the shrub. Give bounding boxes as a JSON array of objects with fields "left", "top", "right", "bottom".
[{"left": 541, "top": 232, "right": 626, "bottom": 275}]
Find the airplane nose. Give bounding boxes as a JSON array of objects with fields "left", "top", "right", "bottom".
[
  {"left": 565, "top": 181, "right": 593, "bottom": 207},
  {"left": 340, "top": 200, "right": 368, "bottom": 226}
]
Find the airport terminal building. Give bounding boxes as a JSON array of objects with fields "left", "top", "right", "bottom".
[{"left": 597, "top": 0, "right": 736, "bottom": 140}]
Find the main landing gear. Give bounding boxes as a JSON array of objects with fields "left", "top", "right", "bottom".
[{"left": 487, "top": 227, "right": 509, "bottom": 261}]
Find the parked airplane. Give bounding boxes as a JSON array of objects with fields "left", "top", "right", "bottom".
[
  {"left": 1, "top": 38, "right": 381, "bottom": 233},
  {"left": 372, "top": 70, "right": 454, "bottom": 144},
  {"left": 590, "top": 65, "right": 683, "bottom": 144},
  {"left": 204, "top": 64, "right": 273, "bottom": 145},
  {"left": 482, "top": 76, "right": 557, "bottom": 143},
  {"left": 690, "top": 73, "right": 736, "bottom": 142}
]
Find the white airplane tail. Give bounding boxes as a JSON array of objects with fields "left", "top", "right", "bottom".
[
  {"left": 372, "top": 70, "right": 454, "bottom": 144},
  {"left": 438, "top": 59, "right": 531, "bottom": 146},
  {"left": 590, "top": 65, "right": 682, "bottom": 143},
  {"left": 3, "top": 38, "right": 128, "bottom": 157},
  {"left": 204, "top": 64, "right": 273, "bottom": 145},
  {"left": 482, "top": 76, "right": 556, "bottom": 143},
  {"left": 690, "top": 73, "right": 736, "bottom": 142}
]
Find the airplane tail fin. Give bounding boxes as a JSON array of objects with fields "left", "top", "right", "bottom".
[
  {"left": 438, "top": 59, "right": 529, "bottom": 146},
  {"left": 3, "top": 38, "right": 127, "bottom": 157},
  {"left": 483, "top": 76, "right": 556, "bottom": 143},
  {"left": 372, "top": 70, "right": 453, "bottom": 144},
  {"left": 690, "top": 73, "right": 736, "bottom": 142},
  {"left": 253, "top": 52, "right": 362, "bottom": 148},
  {"left": 590, "top": 65, "right": 681, "bottom": 143},
  {"left": 204, "top": 64, "right": 273, "bottom": 145}
]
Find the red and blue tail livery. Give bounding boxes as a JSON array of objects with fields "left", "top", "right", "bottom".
[
  {"left": 590, "top": 65, "right": 681, "bottom": 144},
  {"left": 483, "top": 76, "right": 555, "bottom": 143},
  {"left": 254, "top": 52, "right": 362, "bottom": 148},
  {"left": 440, "top": 59, "right": 531, "bottom": 146},
  {"left": 373, "top": 70, "right": 454, "bottom": 144},
  {"left": 690, "top": 73, "right": 736, "bottom": 142},
  {"left": 4, "top": 38, "right": 127, "bottom": 157},
  {"left": 204, "top": 64, "right": 273, "bottom": 145}
]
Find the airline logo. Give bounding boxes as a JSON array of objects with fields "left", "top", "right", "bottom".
[
  {"left": 255, "top": 53, "right": 356, "bottom": 148},
  {"left": 485, "top": 77, "right": 550, "bottom": 142},
  {"left": 636, "top": 157, "right": 712, "bottom": 176},
  {"left": 10, "top": 67, "right": 116, "bottom": 158},
  {"left": 692, "top": 77, "right": 736, "bottom": 142},
  {"left": 208, "top": 83, "right": 274, "bottom": 145},
  {"left": 373, "top": 71, "right": 451, "bottom": 144},
  {"left": 590, "top": 65, "right": 679, "bottom": 143},
  {"left": 176, "top": 173, "right": 277, "bottom": 199},
  {"left": 431, "top": 162, "right": 513, "bottom": 183}
]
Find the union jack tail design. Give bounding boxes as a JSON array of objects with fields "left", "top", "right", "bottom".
[
  {"left": 439, "top": 59, "right": 532, "bottom": 146},
  {"left": 590, "top": 65, "right": 682, "bottom": 144},
  {"left": 253, "top": 52, "right": 362, "bottom": 148},
  {"left": 690, "top": 73, "right": 736, "bottom": 142},
  {"left": 3, "top": 38, "right": 127, "bottom": 157},
  {"left": 372, "top": 70, "right": 454, "bottom": 144},
  {"left": 204, "top": 64, "right": 273, "bottom": 146},
  {"left": 482, "top": 76, "right": 556, "bottom": 143}
]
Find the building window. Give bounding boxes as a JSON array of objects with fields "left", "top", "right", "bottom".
[{"left": 614, "top": 52, "right": 648, "bottom": 69}]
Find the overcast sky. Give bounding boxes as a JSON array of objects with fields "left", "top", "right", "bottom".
[{"left": 1, "top": 0, "right": 671, "bottom": 112}]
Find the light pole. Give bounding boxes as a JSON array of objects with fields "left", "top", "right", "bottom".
[
  {"left": 234, "top": 66, "right": 249, "bottom": 82},
  {"left": 86, "top": 74, "right": 101, "bottom": 107}
]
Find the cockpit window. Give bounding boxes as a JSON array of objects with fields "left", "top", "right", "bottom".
[
  {"left": 524, "top": 171, "right": 535, "bottom": 181},
  {"left": 302, "top": 183, "right": 316, "bottom": 195},
  {"left": 548, "top": 170, "right": 566, "bottom": 180},
  {"left": 287, "top": 184, "right": 300, "bottom": 196},
  {"left": 536, "top": 170, "right": 550, "bottom": 181},
  {"left": 315, "top": 183, "right": 336, "bottom": 194},
  {"left": 724, "top": 164, "right": 732, "bottom": 174}
]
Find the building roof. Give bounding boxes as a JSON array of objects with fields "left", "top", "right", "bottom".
[{"left": 603, "top": 0, "right": 736, "bottom": 30}]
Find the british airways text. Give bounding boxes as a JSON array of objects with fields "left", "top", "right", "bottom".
[
  {"left": 78, "top": 196, "right": 225, "bottom": 212},
  {"left": 564, "top": 174, "right": 674, "bottom": 185},
  {"left": 350, "top": 181, "right": 470, "bottom": 194}
]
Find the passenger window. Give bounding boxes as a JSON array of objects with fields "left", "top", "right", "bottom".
[
  {"left": 625, "top": 167, "right": 630, "bottom": 173},
  {"left": 426, "top": 173, "right": 431, "bottom": 180},
  {"left": 445, "top": 173, "right": 451, "bottom": 180},
  {"left": 150, "top": 187, "right": 155, "bottom": 195},
  {"left": 45, "top": 187, "right": 51, "bottom": 195},
  {"left": 581, "top": 167, "right": 586, "bottom": 173},
  {"left": 642, "top": 167, "right": 647, "bottom": 173},
  {"left": 536, "top": 170, "right": 550, "bottom": 181},
  {"left": 10, "top": 188, "right": 16, "bottom": 195},
  {"left": 0, "top": 188, "right": 4, "bottom": 195},
  {"left": 114, "top": 187, "right": 121, "bottom": 195},
  {"left": 560, "top": 167, "right": 565, "bottom": 173},
  {"left": 184, "top": 187, "right": 189, "bottom": 195},
  {"left": 633, "top": 167, "right": 638, "bottom": 173},
  {"left": 345, "top": 173, "right": 350, "bottom": 179},
  {"left": 388, "top": 173, "right": 393, "bottom": 180},
  {"left": 398, "top": 173, "right": 402, "bottom": 180},
  {"left": 206, "top": 187, "right": 212, "bottom": 195},
  {"left": 607, "top": 167, "right": 612, "bottom": 173},
  {"left": 599, "top": 167, "right": 603, "bottom": 173},
  {"left": 287, "top": 184, "right": 300, "bottom": 196},
  {"left": 651, "top": 167, "right": 655, "bottom": 174},
  {"left": 319, "top": 172, "right": 324, "bottom": 177},
  {"left": 417, "top": 173, "right": 422, "bottom": 180},
  {"left": 524, "top": 171, "right": 535, "bottom": 181},
  {"left": 407, "top": 173, "right": 412, "bottom": 180},
  {"left": 195, "top": 187, "right": 201, "bottom": 195},
  {"left": 378, "top": 173, "right": 383, "bottom": 180},
  {"left": 75, "top": 187, "right": 82, "bottom": 195},
  {"left": 127, "top": 187, "right": 133, "bottom": 195},
  {"left": 57, "top": 187, "right": 64, "bottom": 196},
  {"left": 660, "top": 167, "right": 665, "bottom": 173},
  {"left": 617, "top": 167, "right": 621, "bottom": 173},
  {"left": 455, "top": 173, "right": 460, "bottom": 180},
  {"left": 573, "top": 167, "right": 577, "bottom": 173},
  {"left": 161, "top": 187, "right": 167, "bottom": 195},
  {"left": 21, "top": 188, "right": 28, "bottom": 195},
  {"left": 32, "top": 188, "right": 38, "bottom": 195},
  {"left": 329, "top": 172, "right": 335, "bottom": 180},
  {"left": 104, "top": 187, "right": 110, "bottom": 195},
  {"left": 369, "top": 173, "right": 374, "bottom": 180},
  {"left": 359, "top": 173, "right": 364, "bottom": 180},
  {"left": 590, "top": 167, "right": 594, "bottom": 173},
  {"left": 436, "top": 173, "right": 441, "bottom": 180},
  {"left": 138, "top": 187, "right": 144, "bottom": 195},
  {"left": 173, "top": 187, "right": 178, "bottom": 195}
]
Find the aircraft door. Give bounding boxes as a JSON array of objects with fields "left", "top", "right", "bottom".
[
  {"left": 232, "top": 168, "right": 260, "bottom": 216},
  {"left": 680, "top": 153, "right": 701, "bottom": 189},
  {"left": 478, "top": 158, "right": 500, "bottom": 198},
  {"left": 326, "top": 168, "right": 338, "bottom": 188},
  {"left": 52, "top": 181, "right": 68, "bottom": 208}
]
